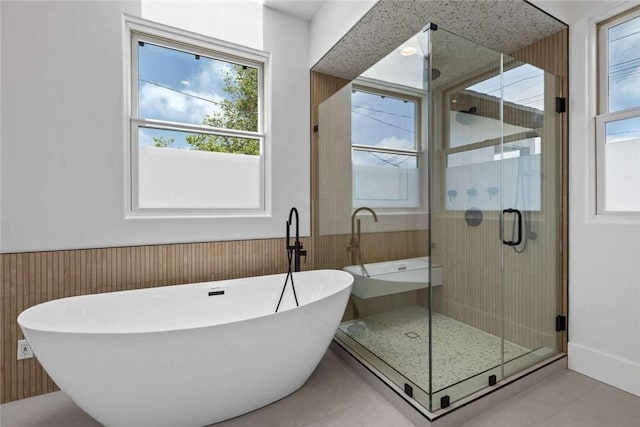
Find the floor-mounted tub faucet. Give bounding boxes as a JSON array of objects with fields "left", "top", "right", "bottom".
[
  {"left": 276, "top": 207, "right": 306, "bottom": 312},
  {"left": 287, "top": 207, "right": 306, "bottom": 272},
  {"left": 347, "top": 207, "right": 378, "bottom": 273}
]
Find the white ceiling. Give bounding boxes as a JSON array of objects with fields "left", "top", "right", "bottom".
[
  {"left": 313, "top": 0, "right": 567, "bottom": 80},
  {"left": 262, "top": 0, "right": 324, "bottom": 21},
  {"left": 529, "top": 0, "right": 614, "bottom": 25},
  {"left": 259, "top": 1, "right": 584, "bottom": 30}
]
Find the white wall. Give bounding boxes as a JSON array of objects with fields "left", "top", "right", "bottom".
[
  {"left": 141, "top": 0, "right": 263, "bottom": 49},
  {"left": 309, "top": 0, "right": 376, "bottom": 68},
  {"left": 0, "top": 0, "right": 310, "bottom": 252},
  {"left": 0, "top": 0, "right": 3, "bottom": 250},
  {"left": 262, "top": 6, "right": 311, "bottom": 242},
  {"left": 533, "top": 0, "right": 640, "bottom": 396}
]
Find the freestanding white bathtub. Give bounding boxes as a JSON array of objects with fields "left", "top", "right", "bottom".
[{"left": 18, "top": 269, "right": 353, "bottom": 427}]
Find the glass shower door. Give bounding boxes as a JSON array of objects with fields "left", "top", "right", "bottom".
[
  {"left": 426, "top": 26, "right": 564, "bottom": 411},
  {"left": 426, "top": 26, "right": 507, "bottom": 411},
  {"left": 500, "top": 55, "right": 563, "bottom": 377}
]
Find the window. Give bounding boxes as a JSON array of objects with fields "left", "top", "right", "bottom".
[
  {"left": 351, "top": 87, "right": 421, "bottom": 209},
  {"left": 127, "top": 19, "right": 268, "bottom": 215},
  {"left": 443, "top": 64, "right": 546, "bottom": 212},
  {"left": 596, "top": 7, "right": 640, "bottom": 214}
]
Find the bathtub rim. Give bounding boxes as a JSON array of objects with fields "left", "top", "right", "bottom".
[{"left": 18, "top": 269, "right": 354, "bottom": 336}]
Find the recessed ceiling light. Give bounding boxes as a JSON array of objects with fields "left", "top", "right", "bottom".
[{"left": 400, "top": 46, "right": 416, "bottom": 56}]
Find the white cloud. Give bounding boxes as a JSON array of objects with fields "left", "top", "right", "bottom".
[
  {"left": 138, "top": 59, "right": 229, "bottom": 126},
  {"left": 191, "top": 60, "right": 231, "bottom": 95},
  {"left": 610, "top": 69, "right": 640, "bottom": 111}
]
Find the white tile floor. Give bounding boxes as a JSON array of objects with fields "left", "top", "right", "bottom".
[{"left": 1, "top": 349, "right": 638, "bottom": 427}]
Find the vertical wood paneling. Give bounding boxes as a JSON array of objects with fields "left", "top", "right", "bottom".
[
  {"left": 310, "top": 70, "right": 430, "bottom": 322},
  {"left": 310, "top": 72, "right": 350, "bottom": 241},
  {"left": 318, "top": 83, "right": 353, "bottom": 236},
  {"left": 513, "top": 29, "right": 568, "bottom": 351},
  {"left": 433, "top": 29, "right": 568, "bottom": 351},
  {"left": 0, "top": 236, "right": 311, "bottom": 404}
]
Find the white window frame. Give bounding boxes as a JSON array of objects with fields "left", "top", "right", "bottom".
[
  {"left": 351, "top": 78, "right": 426, "bottom": 213},
  {"left": 124, "top": 15, "right": 270, "bottom": 218},
  {"left": 596, "top": 7, "right": 640, "bottom": 215}
]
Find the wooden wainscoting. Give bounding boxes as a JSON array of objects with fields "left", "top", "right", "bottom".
[{"left": 0, "top": 237, "right": 309, "bottom": 404}]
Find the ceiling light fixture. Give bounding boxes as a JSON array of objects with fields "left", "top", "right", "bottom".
[{"left": 400, "top": 46, "right": 417, "bottom": 56}]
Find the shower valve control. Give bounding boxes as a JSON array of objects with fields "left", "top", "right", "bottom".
[{"left": 17, "top": 339, "right": 33, "bottom": 360}]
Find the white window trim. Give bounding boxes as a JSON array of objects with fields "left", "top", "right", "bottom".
[
  {"left": 123, "top": 15, "right": 271, "bottom": 218},
  {"left": 595, "top": 106, "right": 640, "bottom": 215},
  {"left": 351, "top": 77, "right": 427, "bottom": 214},
  {"left": 597, "top": 6, "right": 640, "bottom": 116},
  {"left": 595, "top": 6, "right": 640, "bottom": 215}
]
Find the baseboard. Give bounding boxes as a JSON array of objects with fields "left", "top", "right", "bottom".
[{"left": 568, "top": 342, "right": 640, "bottom": 396}]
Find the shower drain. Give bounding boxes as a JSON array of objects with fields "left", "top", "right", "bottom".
[{"left": 404, "top": 332, "right": 420, "bottom": 339}]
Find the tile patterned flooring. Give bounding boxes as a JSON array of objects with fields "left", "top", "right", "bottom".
[
  {"left": 1, "top": 349, "right": 638, "bottom": 427},
  {"left": 339, "top": 306, "right": 529, "bottom": 391}
]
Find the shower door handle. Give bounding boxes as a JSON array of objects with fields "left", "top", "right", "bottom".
[{"left": 502, "top": 208, "right": 522, "bottom": 246}]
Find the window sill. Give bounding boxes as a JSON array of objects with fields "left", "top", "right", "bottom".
[{"left": 125, "top": 208, "right": 271, "bottom": 220}]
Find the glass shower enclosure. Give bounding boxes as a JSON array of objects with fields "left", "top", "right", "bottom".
[{"left": 320, "top": 23, "right": 564, "bottom": 413}]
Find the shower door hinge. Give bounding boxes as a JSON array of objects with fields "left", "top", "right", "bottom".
[
  {"left": 440, "top": 395, "right": 450, "bottom": 409},
  {"left": 556, "top": 315, "right": 567, "bottom": 331},
  {"left": 404, "top": 383, "right": 413, "bottom": 397},
  {"left": 555, "top": 97, "right": 566, "bottom": 113},
  {"left": 488, "top": 374, "right": 497, "bottom": 386}
]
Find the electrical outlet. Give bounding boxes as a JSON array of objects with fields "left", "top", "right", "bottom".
[{"left": 17, "top": 339, "right": 33, "bottom": 360}]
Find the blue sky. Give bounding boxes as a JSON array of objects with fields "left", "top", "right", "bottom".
[
  {"left": 351, "top": 90, "right": 417, "bottom": 168},
  {"left": 466, "top": 64, "right": 545, "bottom": 112},
  {"left": 137, "top": 42, "right": 246, "bottom": 148},
  {"left": 607, "top": 14, "right": 640, "bottom": 143},
  {"left": 608, "top": 14, "right": 640, "bottom": 112}
]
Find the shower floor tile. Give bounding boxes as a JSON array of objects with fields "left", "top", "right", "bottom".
[{"left": 339, "top": 306, "right": 530, "bottom": 392}]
